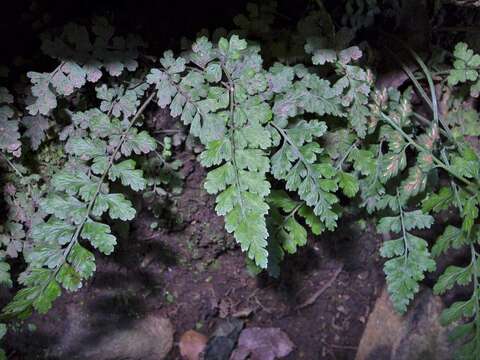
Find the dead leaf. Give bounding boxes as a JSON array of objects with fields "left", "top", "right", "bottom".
[
  {"left": 230, "top": 327, "right": 294, "bottom": 360},
  {"left": 232, "top": 307, "right": 254, "bottom": 318},
  {"left": 179, "top": 330, "right": 208, "bottom": 360}
]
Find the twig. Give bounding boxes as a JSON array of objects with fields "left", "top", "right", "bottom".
[
  {"left": 321, "top": 340, "right": 358, "bottom": 351},
  {"left": 153, "top": 129, "right": 183, "bottom": 133},
  {"left": 296, "top": 264, "right": 344, "bottom": 310},
  {"left": 435, "top": 26, "right": 480, "bottom": 33}
]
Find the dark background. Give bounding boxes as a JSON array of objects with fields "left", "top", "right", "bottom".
[{"left": 0, "top": 0, "right": 311, "bottom": 66}]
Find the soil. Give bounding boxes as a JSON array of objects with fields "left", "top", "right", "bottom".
[{"left": 3, "top": 107, "right": 386, "bottom": 359}]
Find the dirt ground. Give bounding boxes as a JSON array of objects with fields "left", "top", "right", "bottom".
[{"left": 3, "top": 110, "right": 386, "bottom": 359}]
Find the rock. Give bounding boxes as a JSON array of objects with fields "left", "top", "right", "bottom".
[
  {"left": 355, "top": 287, "right": 455, "bottom": 360},
  {"left": 230, "top": 327, "right": 294, "bottom": 360},
  {"left": 377, "top": 70, "right": 409, "bottom": 91},
  {"left": 81, "top": 315, "right": 174, "bottom": 360},
  {"left": 179, "top": 330, "right": 208, "bottom": 360},
  {"left": 204, "top": 318, "right": 244, "bottom": 360}
]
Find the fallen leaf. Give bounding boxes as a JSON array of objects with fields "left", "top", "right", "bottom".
[
  {"left": 179, "top": 330, "right": 208, "bottom": 360},
  {"left": 230, "top": 327, "right": 294, "bottom": 360}
]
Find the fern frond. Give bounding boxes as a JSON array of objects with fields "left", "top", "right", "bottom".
[
  {"left": 0, "top": 87, "right": 21, "bottom": 156},
  {"left": 378, "top": 198, "right": 436, "bottom": 313},
  {"left": 27, "top": 17, "right": 145, "bottom": 116},
  {"left": 270, "top": 120, "right": 339, "bottom": 230},
  {"left": 147, "top": 36, "right": 272, "bottom": 268},
  {"left": 1, "top": 92, "right": 156, "bottom": 317}
]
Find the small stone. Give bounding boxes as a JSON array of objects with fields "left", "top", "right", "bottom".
[
  {"left": 81, "top": 315, "right": 174, "bottom": 360},
  {"left": 204, "top": 318, "right": 244, "bottom": 360}
]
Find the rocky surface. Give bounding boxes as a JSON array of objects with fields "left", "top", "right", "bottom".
[{"left": 355, "top": 287, "right": 455, "bottom": 360}]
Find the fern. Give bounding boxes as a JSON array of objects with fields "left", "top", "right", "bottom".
[
  {"left": 0, "top": 87, "right": 21, "bottom": 157},
  {"left": 143, "top": 33, "right": 372, "bottom": 269},
  {"left": 378, "top": 202, "right": 436, "bottom": 313},
  {"left": 2, "top": 94, "right": 156, "bottom": 317},
  {"left": 369, "top": 48, "right": 480, "bottom": 358},
  {"left": 426, "top": 182, "right": 480, "bottom": 358},
  {"left": 266, "top": 190, "right": 324, "bottom": 276},
  {"left": 147, "top": 36, "right": 272, "bottom": 267},
  {"left": 422, "top": 152, "right": 480, "bottom": 358},
  {"left": 2, "top": 6, "right": 480, "bottom": 359},
  {"left": 270, "top": 119, "right": 339, "bottom": 229},
  {"left": 448, "top": 42, "right": 480, "bottom": 97},
  {"left": 355, "top": 86, "right": 440, "bottom": 312},
  {"left": 27, "top": 17, "right": 145, "bottom": 116},
  {"left": 0, "top": 17, "right": 155, "bottom": 318}
]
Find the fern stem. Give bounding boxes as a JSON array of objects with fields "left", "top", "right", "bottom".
[
  {"left": 364, "top": 141, "right": 384, "bottom": 199},
  {"left": 397, "top": 193, "right": 409, "bottom": 261},
  {"left": 221, "top": 62, "right": 246, "bottom": 216},
  {"left": 412, "top": 112, "right": 448, "bottom": 138},
  {"left": 162, "top": 69, "right": 209, "bottom": 129},
  {"left": 49, "top": 62, "right": 65, "bottom": 81},
  {"left": 384, "top": 36, "right": 461, "bottom": 150},
  {"left": 441, "top": 149, "right": 464, "bottom": 213},
  {"left": 270, "top": 203, "right": 303, "bottom": 249},
  {"left": 270, "top": 122, "right": 321, "bottom": 191},
  {"left": 407, "top": 49, "right": 439, "bottom": 126},
  {"left": 154, "top": 150, "right": 167, "bottom": 164},
  {"left": 335, "top": 142, "right": 357, "bottom": 170},
  {"left": 383, "top": 45, "right": 433, "bottom": 110},
  {"left": 406, "top": 48, "right": 461, "bottom": 149},
  {"left": 0, "top": 153, "right": 24, "bottom": 179},
  {"left": 280, "top": 203, "right": 302, "bottom": 227}
]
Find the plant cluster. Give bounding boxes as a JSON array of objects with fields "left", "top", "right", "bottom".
[{"left": 1, "top": 1, "right": 480, "bottom": 358}]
